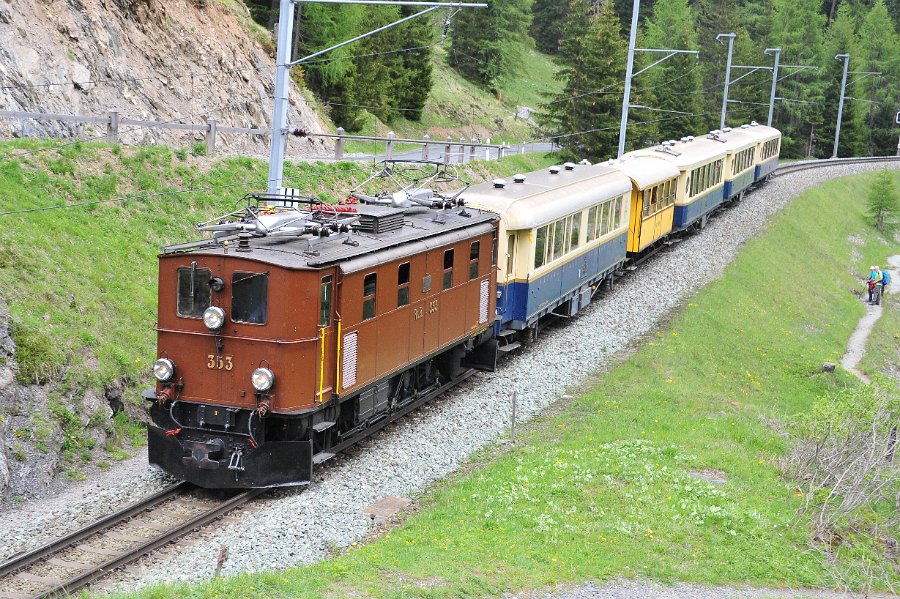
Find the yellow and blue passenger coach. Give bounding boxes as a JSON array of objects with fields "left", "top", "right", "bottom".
[{"left": 461, "top": 163, "right": 631, "bottom": 335}]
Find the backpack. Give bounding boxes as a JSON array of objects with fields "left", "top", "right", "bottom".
[{"left": 882, "top": 270, "right": 891, "bottom": 286}]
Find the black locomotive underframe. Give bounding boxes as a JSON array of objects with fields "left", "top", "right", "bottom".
[{"left": 147, "top": 332, "right": 495, "bottom": 488}]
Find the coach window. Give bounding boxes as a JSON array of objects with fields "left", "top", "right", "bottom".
[
  {"left": 571, "top": 212, "right": 581, "bottom": 248},
  {"left": 586, "top": 207, "right": 597, "bottom": 240},
  {"left": 232, "top": 272, "right": 268, "bottom": 324},
  {"left": 506, "top": 233, "right": 517, "bottom": 276},
  {"left": 177, "top": 266, "right": 211, "bottom": 318},
  {"left": 534, "top": 226, "right": 547, "bottom": 268},
  {"left": 553, "top": 219, "right": 565, "bottom": 260},
  {"left": 397, "top": 262, "right": 410, "bottom": 307},
  {"left": 363, "top": 272, "right": 377, "bottom": 320},
  {"left": 614, "top": 196, "right": 623, "bottom": 228},
  {"left": 320, "top": 275, "right": 332, "bottom": 326},
  {"left": 443, "top": 249, "right": 454, "bottom": 289}
]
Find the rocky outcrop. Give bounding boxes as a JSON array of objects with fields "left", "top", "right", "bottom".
[{"left": 0, "top": 0, "right": 330, "bottom": 155}]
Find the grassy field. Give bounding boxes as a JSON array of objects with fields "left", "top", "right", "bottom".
[
  {"left": 0, "top": 141, "right": 556, "bottom": 471},
  {"left": 117, "top": 170, "right": 900, "bottom": 598},
  {"left": 342, "top": 45, "right": 560, "bottom": 152}
]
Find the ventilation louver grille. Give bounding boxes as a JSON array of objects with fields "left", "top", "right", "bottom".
[
  {"left": 354, "top": 208, "right": 405, "bottom": 234},
  {"left": 342, "top": 332, "right": 359, "bottom": 390}
]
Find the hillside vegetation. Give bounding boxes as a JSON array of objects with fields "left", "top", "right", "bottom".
[
  {"left": 0, "top": 140, "right": 556, "bottom": 490},
  {"left": 120, "top": 171, "right": 900, "bottom": 597}
]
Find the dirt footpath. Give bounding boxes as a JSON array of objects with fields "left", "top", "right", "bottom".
[{"left": 840, "top": 255, "right": 898, "bottom": 383}]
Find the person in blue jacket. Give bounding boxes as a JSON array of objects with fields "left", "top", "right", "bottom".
[{"left": 867, "top": 266, "right": 883, "bottom": 303}]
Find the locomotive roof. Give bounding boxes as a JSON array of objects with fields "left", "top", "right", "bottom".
[
  {"left": 161, "top": 204, "right": 498, "bottom": 271},
  {"left": 459, "top": 163, "right": 631, "bottom": 231},
  {"left": 607, "top": 154, "right": 680, "bottom": 189}
]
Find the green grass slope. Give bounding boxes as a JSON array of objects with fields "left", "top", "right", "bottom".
[
  {"left": 336, "top": 45, "right": 560, "bottom": 152},
  {"left": 0, "top": 140, "right": 556, "bottom": 456},
  {"left": 119, "top": 171, "right": 899, "bottom": 598}
]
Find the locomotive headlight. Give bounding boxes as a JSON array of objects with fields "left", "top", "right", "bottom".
[
  {"left": 153, "top": 358, "right": 175, "bottom": 382},
  {"left": 203, "top": 306, "right": 226, "bottom": 330},
  {"left": 251, "top": 367, "right": 275, "bottom": 392}
]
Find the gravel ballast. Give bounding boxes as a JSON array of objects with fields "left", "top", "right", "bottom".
[{"left": 1, "top": 162, "right": 895, "bottom": 587}]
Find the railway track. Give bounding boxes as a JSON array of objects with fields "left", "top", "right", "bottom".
[
  {"left": 774, "top": 155, "right": 900, "bottom": 177},
  {"left": 0, "top": 483, "right": 262, "bottom": 599}
]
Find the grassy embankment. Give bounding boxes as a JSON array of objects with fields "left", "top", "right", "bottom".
[
  {"left": 119, "top": 170, "right": 900, "bottom": 598},
  {"left": 341, "top": 45, "right": 561, "bottom": 155},
  {"left": 0, "top": 140, "right": 556, "bottom": 469}
]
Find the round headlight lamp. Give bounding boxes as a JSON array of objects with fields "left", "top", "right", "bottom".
[
  {"left": 203, "top": 306, "right": 226, "bottom": 330},
  {"left": 153, "top": 358, "right": 175, "bottom": 382},
  {"left": 251, "top": 367, "right": 275, "bottom": 392}
]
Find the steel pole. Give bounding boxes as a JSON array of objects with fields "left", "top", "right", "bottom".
[
  {"left": 765, "top": 47, "right": 781, "bottom": 127},
  {"left": 717, "top": 33, "right": 736, "bottom": 129},
  {"left": 617, "top": 0, "right": 640, "bottom": 158},
  {"left": 267, "top": 0, "right": 295, "bottom": 194},
  {"left": 833, "top": 53, "right": 850, "bottom": 159}
]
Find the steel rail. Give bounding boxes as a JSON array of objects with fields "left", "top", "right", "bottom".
[
  {"left": 0, "top": 482, "right": 264, "bottom": 599},
  {"left": 0, "top": 482, "right": 187, "bottom": 580},
  {"left": 35, "top": 488, "right": 265, "bottom": 599},
  {"left": 773, "top": 156, "right": 900, "bottom": 177}
]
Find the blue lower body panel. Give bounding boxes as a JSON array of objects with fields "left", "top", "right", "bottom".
[
  {"left": 673, "top": 187, "right": 725, "bottom": 230},
  {"left": 755, "top": 158, "right": 778, "bottom": 181},
  {"left": 724, "top": 170, "right": 755, "bottom": 199},
  {"left": 496, "top": 231, "right": 627, "bottom": 330}
]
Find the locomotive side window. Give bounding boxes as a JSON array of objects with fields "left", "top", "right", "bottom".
[
  {"left": 363, "top": 272, "right": 377, "bottom": 320},
  {"left": 320, "top": 275, "right": 332, "bottom": 327},
  {"left": 397, "top": 262, "right": 410, "bottom": 307},
  {"left": 469, "top": 241, "right": 480, "bottom": 280},
  {"left": 492, "top": 233, "right": 498, "bottom": 266},
  {"left": 443, "top": 249, "right": 454, "bottom": 289},
  {"left": 232, "top": 272, "right": 268, "bottom": 324},
  {"left": 177, "top": 267, "right": 212, "bottom": 318}
]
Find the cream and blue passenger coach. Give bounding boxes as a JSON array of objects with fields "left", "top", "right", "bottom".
[
  {"left": 741, "top": 122, "right": 781, "bottom": 181},
  {"left": 460, "top": 163, "right": 631, "bottom": 334}
]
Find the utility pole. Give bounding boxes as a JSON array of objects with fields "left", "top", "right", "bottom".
[
  {"left": 266, "top": 1, "right": 486, "bottom": 194},
  {"left": 617, "top": 0, "right": 640, "bottom": 158},
  {"left": 764, "top": 47, "right": 781, "bottom": 127},
  {"left": 717, "top": 33, "right": 736, "bottom": 129},
  {"left": 833, "top": 53, "right": 850, "bottom": 159}
]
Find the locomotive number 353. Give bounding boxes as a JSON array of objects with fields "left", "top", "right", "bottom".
[{"left": 207, "top": 355, "right": 234, "bottom": 370}]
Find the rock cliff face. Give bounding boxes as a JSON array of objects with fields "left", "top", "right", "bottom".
[{"left": 0, "top": 0, "right": 330, "bottom": 155}]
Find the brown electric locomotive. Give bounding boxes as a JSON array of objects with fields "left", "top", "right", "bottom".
[{"left": 147, "top": 178, "right": 499, "bottom": 488}]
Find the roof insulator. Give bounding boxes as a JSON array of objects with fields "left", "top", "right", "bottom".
[
  {"left": 492, "top": 178, "right": 507, "bottom": 188},
  {"left": 512, "top": 173, "right": 526, "bottom": 183},
  {"left": 549, "top": 165, "right": 561, "bottom": 174},
  {"left": 563, "top": 162, "right": 576, "bottom": 170}
]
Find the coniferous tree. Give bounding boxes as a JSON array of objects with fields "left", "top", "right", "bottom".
[
  {"left": 694, "top": 0, "right": 747, "bottom": 130},
  {"left": 642, "top": 0, "right": 705, "bottom": 139},
  {"left": 854, "top": 0, "right": 900, "bottom": 156},
  {"left": 541, "top": 0, "right": 627, "bottom": 162},
  {"left": 394, "top": 6, "right": 435, "bottom": 122},
  {"left": 867, "top": 169, "right": 899, "bottom": 231},
  {"left": 448, "top": 0, "right": 531, "bottom": 89},
  {"left": 530, "top": 0, "right": 570, "bottom": 55},
  {"left": 817, "top": 3, "right": 860, "bottom": 157},
  {"left": 768, "top": 0, "right": 827, "bottom": 157}
]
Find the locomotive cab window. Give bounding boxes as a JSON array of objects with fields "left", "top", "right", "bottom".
[
  {"left": 177, "top": 266, "right": 212, "bottom": 318},
  {"left": 469, "top": 241, "right": 480, "bottom": 280},
  {"left": 397, "top": 262, "right": 410, "bottom": 307},
  {"left": 363, "top": 272, "right": 377, "bottom": 320},
  {"left": 443, "top": 249, "right": 454, "bottom": 289},
  {"left": 231, "top": 272, "right": 268, "bottom": 324},
  {"left": 320, "top": 275, "right": 332, "bottom": 327}
]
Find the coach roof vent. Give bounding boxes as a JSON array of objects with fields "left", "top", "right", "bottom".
[
  {"left": 750, "top": 120, "right": 759, "bottom": 126},
  {"left": 563, "top": 162, "right": 576, "bottom": 170},
  {"left": 512, "top": 173, "right": 527, "bottom": 183},
  {"left": 579, "top": 159, "right": 592, "bottom": 166},
  {"left": 492, "top": 178, "right": 507, "bottom": 189},
  {"left": 680, "top": 137, "right": 689, "bottom": 143},
  {"left": 548, "top": 165, "right": 561, "bottom": 174},
  {"left": 740, "top": 124, "right": 750, "bottom": 129}
]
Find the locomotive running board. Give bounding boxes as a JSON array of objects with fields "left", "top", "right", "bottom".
[{"left": 311, "top": 369, "right": 477, "bottom": 467}]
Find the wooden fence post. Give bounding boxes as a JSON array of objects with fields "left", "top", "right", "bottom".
[
  {"left": 205, "top": 117, "right": 217, "bottom": 155},
  {"left": 106, "top": 109, "right": 119, "bottom": 143},
  {"left": 386, "top": 131, "right": 395, "bottom": 160},
  {"left": 335, "top": 127, "right": 345, "bottom": 160},
  {"left": 421, "top": 133, "right": 430, "bottom": 160}
]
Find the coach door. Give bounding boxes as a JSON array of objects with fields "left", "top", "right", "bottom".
[{"left": 420, "top": 248, "right": 445, "bottom": 355}]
